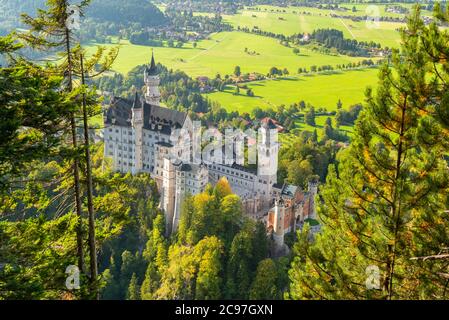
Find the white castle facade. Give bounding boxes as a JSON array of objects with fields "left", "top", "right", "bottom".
[{"left": 104, "top": 54, "right": 317, "bottom": 248}]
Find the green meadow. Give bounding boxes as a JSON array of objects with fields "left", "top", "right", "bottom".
[
  {"left": 87, "top": 31, "right": 371, "bottom": 78},
  {"left": 279, "top": 114, "right": 355, "bottom": 146},
  {"left": 204, "top": 68, "right": 379, "bottom": 113},
  {"left": 223, "top": 5, "right": 405, "bottom": 48}
]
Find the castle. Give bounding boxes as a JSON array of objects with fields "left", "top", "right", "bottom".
[{"left": 103, "top": 53, "right": 318, "bottom": 250}]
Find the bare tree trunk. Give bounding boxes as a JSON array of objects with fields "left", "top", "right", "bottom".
[
  {"left": 65, "top": 25, "right": 85, "bottom": 274},
  {"left": 386, "top": 96, "right": 408, "bottom": 300},
  {"left": 80, "top": 54, "right": 99, "bottom": 300}
]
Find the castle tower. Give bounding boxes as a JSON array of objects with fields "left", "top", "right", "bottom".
[
  {"left": 144, "top": 51, "right": 161, "bottom": 106},
  {"left": 257, "top": 118, "right": 279, "bottom": 199},
  {"left": 273, "top": 199, "right": 285, "bottom": 248},
  {"left": 132, "top": 92, "right": 144, "bottom": 173},
  {"left": 162, "top": 158, "right": 177, "bottom": 236},
  {"left": 307, "top": 181, "right": 319, "bottom": 219}
]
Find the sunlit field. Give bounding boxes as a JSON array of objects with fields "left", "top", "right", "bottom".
[
  {"left": 204, "top": 68, "right": 379, "bottom": 113},
  {"left": 86, "top": 31, "right": 372, "bottom": 77}
]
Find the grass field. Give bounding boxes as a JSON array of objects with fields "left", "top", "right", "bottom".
[
  {"left": 223, "top": 5, "right": 405, "bottom": 48},
  {"left": 204, "top": 68, "right": 379, "bottom": 113},
  {"left": 86, "top": 31, "right": 372, "bottom": 78},
  {"left": 279, "top": 114, "right": 355, "bottom": 147}
]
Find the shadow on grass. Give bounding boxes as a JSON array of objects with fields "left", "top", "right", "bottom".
[{"left": 276, "top": 77, "right": 305, "bottom": 81}]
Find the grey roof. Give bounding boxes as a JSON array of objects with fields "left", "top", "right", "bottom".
[
  {"left": 230, "top": 163, "right": 257, "bottom": 175},
  {"left": 132, "top": 92, "right": 141, "bottom": 109},
  {"left": 273, "top": 182, "right": 284, "bottom": 190},
  {"left": 180, "top": 163, "right": 193, "bottom": 172},
  {"left": 105, "top": 96, "right": 187, "bottom": 135},
  {"left": 175, "top": 162, "right": 205, "bottom": 173},
  {"left": 155, "top": 141, "right": 173, "bottom": 148},
  {"left": 104, "top": 97, "right": 133, "bottom": 127},
  {"left": 144, "top": 102, "right": 187, "bottom": 131},
  {"left": 281, "top": 184, "right": 298, "bottom": 198}
]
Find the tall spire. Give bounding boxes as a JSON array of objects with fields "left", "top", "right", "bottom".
[
  {"left": 146, "top": 50, "right": 158, "bottom": 76},
  {"left": 144, "top": 50, "right": 161, "bottom": 106},
  {"left": 132, "top": 91, "right": 141, "bottom": 109}
]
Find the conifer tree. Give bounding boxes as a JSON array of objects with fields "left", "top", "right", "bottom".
[
  {"left": 249, "top": 259, "right": 279, "bottom": 300},
  {"left": 141, "top": 214, "right": 167, "bottom": 300},
  {"left": 20, "top": 0, "right": 88, "bottom": 276},
  {"left": 19, "top": 0, "right": 118, "bottom": 299},
  {"left": 0, "top": 35, "right": 73, "bottom": 194},
  {"left": 289, "top": 6, "right": 449, "bottom": 300},
  {"left": 127, "top": 273, "right": 140, "bottom": 300}
]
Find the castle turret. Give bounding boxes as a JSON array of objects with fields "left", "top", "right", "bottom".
[
  {"left": 307, "top": 181, "right": 318, "bottom": 219},
  {"left": 273, "top": 198, "right": 285, "bottom": 248},
  {"left": 144, "top": 51, "right": 161, "bottom": 106},
  {"left": 132, "top": 92, "right": 144, "bottom": 173},
  {"left": 257, "top": 118, "right": 279, "bottom": 199},
  {"left": 162, "top": 157, "right": 177, "bottom": 236}
]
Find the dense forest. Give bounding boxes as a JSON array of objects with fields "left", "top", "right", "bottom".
[
  {"left": 310, "top": 29, "right": 381, "bottom": 56},
  {"left": 87, "top": 0, "right": 166, "bottom": 27}
]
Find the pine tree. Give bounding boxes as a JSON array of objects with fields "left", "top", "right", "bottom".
[
  {"left": 305, "top": 107, "right": 316, "bottom": 126},
  {"left": 194, "top": 236, "right": 223, "bottom": 300},
  {"left": 337, "top": 99, "right": 343, "bottom": 109},
  {"left": 20, "top": 0, "right": 88, "bottom": 278},
  {"left": 20, "top": 1, "right": 118, "bottom": 298},
  {"left": 249, "top": 259, "right": 279, "bottom": 300},
  {"left": 288, "top": 7, "right": 449, "bottom": 300},
  {"left": 127, "top": 273, "right": 140, "bottom": 300},
  {"left": 141, "top": 214, "right": 167, "bottom": 300},
  {"left": 225, "top": 225, "right": 254, "bottom": 299},
  {"left": 0, "top": 36, "right": 73, "bottom": 193}
]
